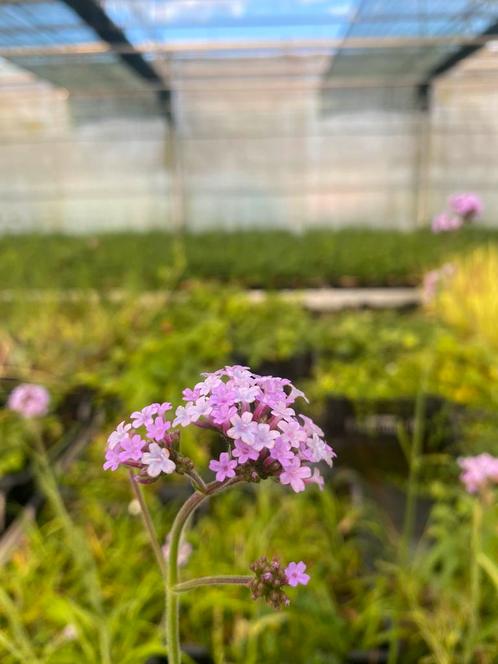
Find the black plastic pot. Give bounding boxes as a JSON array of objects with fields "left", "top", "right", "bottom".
[
  {"left": 319, "top": 395, "right": 462, "bottom": 478},
  {"left": 145, "top": 643, "right": 213, "bottom": 664},
  {"left": 346, "top": 647, "right": 390, "bottom": 663}
]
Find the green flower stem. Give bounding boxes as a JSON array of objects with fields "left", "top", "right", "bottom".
[
  {"left": 184, "top": 468, "right": 208, "bottom": 493},
  {"left": 129, "top": 474, "right": 242, "bottom": 664},
  {"left": 401, "top": 389, "right": 425, "bottom": 563},
  {"left": 464, "top": 498, "right": 483, "bottom": 664},
  {"left": 166, "top": 478, "right": 242, "bottom": 664},
  {"left": 173, "top": 575, "right": 252, "bottom": 593}
]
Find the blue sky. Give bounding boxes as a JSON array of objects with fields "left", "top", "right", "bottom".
[
  {"left": 101, "top": 0, "right": 496, "bottom": 46},
  {"left": 104, "top": 0, "right": 360, "bottom": 43},
  {"left": 0, "top": 1, "right": 495, "bottom": 49}
]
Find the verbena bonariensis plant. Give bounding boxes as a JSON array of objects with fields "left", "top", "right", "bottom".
[
  {"left": 431, "top": 192, "right": 483, "bottom": 233},
  {"left": 104, "top": 365, "right": 335, "bottom": 663},
  {"left": 457, "top": 453, "right": 498, "bottom": 663}
]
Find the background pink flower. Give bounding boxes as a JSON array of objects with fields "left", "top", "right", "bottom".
[
  {"left": 458, "top": 453, "right": 498, "bottom": 494},
  {"left": 431, "top": 212, "right": 462, "bottom": 234},
  {"left": 7, "top": 383, "right": 50, "bottom": 418},
  {"left": 449, "top": 193, "right": 483, "bottom": 220}
]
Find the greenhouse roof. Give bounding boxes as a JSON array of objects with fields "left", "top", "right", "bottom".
[{"left": 0, "top": 0, "right": 496, "bottom": 110}]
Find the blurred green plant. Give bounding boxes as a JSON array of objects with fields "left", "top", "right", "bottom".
[
  {"left": 431, "top": 245, "right": 498, "bottom": 352},
  {"left": 1, "top": 228, "right": 498, "bottom": 290}
]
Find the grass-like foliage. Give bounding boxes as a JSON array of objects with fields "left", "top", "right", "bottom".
[{"left": 1, "top": 227, "right": 498, "bottom": 289}]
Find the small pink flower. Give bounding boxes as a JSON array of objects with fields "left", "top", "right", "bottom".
[
  {"left": 305, "top": 468, "right": 325, "bottom": 491},
  {"left": 173, "top": 404, "right": 193, "bottom": 427},
  {"left": 431, "top": 212, "right": 462, "bottom": 233},
  {"left": 118, "top": 434, "right": 146, "bottom": 462},
  {"left": 211, "top": 404, "right": 237, "bottom": 426},
  {"left": 279, "top": 459, "right": 312, "bottom": 493},
  {"left": 306, "top": 435, "right": 336, "bottom": 466},
  {"left": 235, "top": 383, "right": 261, "bottom": 403},
  {"left": 285, "top": 561, "right": 310, "bottom": 587},
  {"left": 156, "top": 402, "right": 172, "bottom": 417},
  {"left": 131, "top": 405, "right": 157, "bottom": 428},
  {"left": 278, "top": 419, "right": 307, "bottom": 448},
  {"left": 188, "top": 397, "right": 212, "bottom": 422},
  {"left": 458, "top": 453, "right": 498, "bottom": 494},
  {"left": 145, "top": 416, "right": 171, "bottom": 442},
  {"left": 299, "top": 415, "right": 324, "bottom": 438},
  {"left": 209, "top": 452, "right": 237, "bottom": 482},
  {"left": 227, "top": 412, "right": 257, "bottom": 445},
  {"left": 7, "top": 383, "right": 50, "bottom": 418},
  {"left": 251, "top": 422, "right": 280, "bottom": 451},
  {"left": 271, "top": 402, "right": 295, "bottom": 421},
  {"left": 183, "top": 387, "right": 201, "bottom": 402},
  {"left": 142, "top": 443, "right": 176, "bottom": 477},
  {"left": 103, "top": 446, "right": 122, "bottom": 471},
  {"left": 449, "top": 192, "right": 483, "bottom": 220},
  {"left": 270, "top": 438, "right": 295, "bottom": 466},
  {"left": 233, "top": 440, "right": 260, "bottom": 464},
  {"left": 107, "top": 421, "right": 132, "bottom": 449},
  {"left": 287, "top": 385, "right": 308, "bottom": 404}
]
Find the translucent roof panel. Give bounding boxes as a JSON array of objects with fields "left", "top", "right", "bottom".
[
  {"left": 0, "top": 0, "right": 495, "bottom": 112},
  {"left": 0, "top": 0, "right": 163, "bottom": 99},
  {"left": 0, "top": 2, "right": 99, "bottom": 47},
  {"left": 325, "top": 0, "right": 498, "bottom": 81}
]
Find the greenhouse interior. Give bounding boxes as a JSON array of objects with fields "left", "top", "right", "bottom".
[{"left": 1, "top": 1, "right": 498, "bottom": 663}]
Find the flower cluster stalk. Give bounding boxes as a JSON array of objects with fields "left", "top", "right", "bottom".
[{"left": 107, "top": 367, "right": 322, "bottom": 660}]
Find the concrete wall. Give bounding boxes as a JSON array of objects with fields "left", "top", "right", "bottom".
[{"left": 0, "top": 48, "right": 497, "bottom": 233}]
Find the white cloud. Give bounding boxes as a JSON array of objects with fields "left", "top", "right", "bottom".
[
  {"left": 327, "top": 2, "right": 354, "bottom": 17},
  {"left": 137, "top": 0, "right": 248, "bottom": 23}
]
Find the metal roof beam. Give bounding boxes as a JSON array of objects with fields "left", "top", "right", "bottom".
[
  {"left": 2, "top": 34, "right": 497, "bottom": 57},
  {"left": 417, "top": 18, "right": 498, "bottom": 108},
  {"left": 59, "top": 0, "right": 172, "bottom": 120}
]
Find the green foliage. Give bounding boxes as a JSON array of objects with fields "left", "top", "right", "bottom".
[
  {"left": 1, "top": 274, "right": 498, "bottom": 661},
  {"left": 1, "top": 227, "right": 498, "bottom": 289},
  {"left": 431, "top": 245, "right": 498, "bottom": 351},
  {"left": 310, "top": 310, "right": 498, "bottom": 410}
]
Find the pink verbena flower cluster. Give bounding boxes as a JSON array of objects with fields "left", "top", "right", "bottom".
[
  {"left": 104, "top": 366, "right": 334, "bottom": 492},
  {"left": 249, "top": 557, "right": 310, "bottom": 609},
  {"left": 104, "top": 401, "right": 177, "bottom": 476},
  {"left": 449, "top": 193, "right": 483, "bottom": 221},
  {"left": 181, "top": 366, "right": 334, "bottom": 492},
  {"left": 7, "top": 383, "right": 50, "bottom": 418},
  {"left": 458, "top": 453, "right": 498, "bottom": 494},
  {"left": 431, "top": 192, "right": 483, "bottom": 233},
  {"left": 431, "top": 212, "right": 462, "bottom": 234}
]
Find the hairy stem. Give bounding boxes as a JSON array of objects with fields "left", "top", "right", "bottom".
[
  {"left": 173, "top": 575, "right": 252, "bottom": 593},
  {"left": 184, "top": 468, "right": 208, "bottom": 493},
  {"left": 166, "top": 479, "right": 242, "bottom": 664}
]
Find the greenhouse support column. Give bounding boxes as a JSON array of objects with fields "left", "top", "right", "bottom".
[
  {"left": 165, "top": 77, "right": 187, "bottom": 233},
  {"left": 412, "top": 91, "right": 432, "bottom": 229},
  {"left": 167, "top": 128, "right": 187, "bottom": 233}
]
